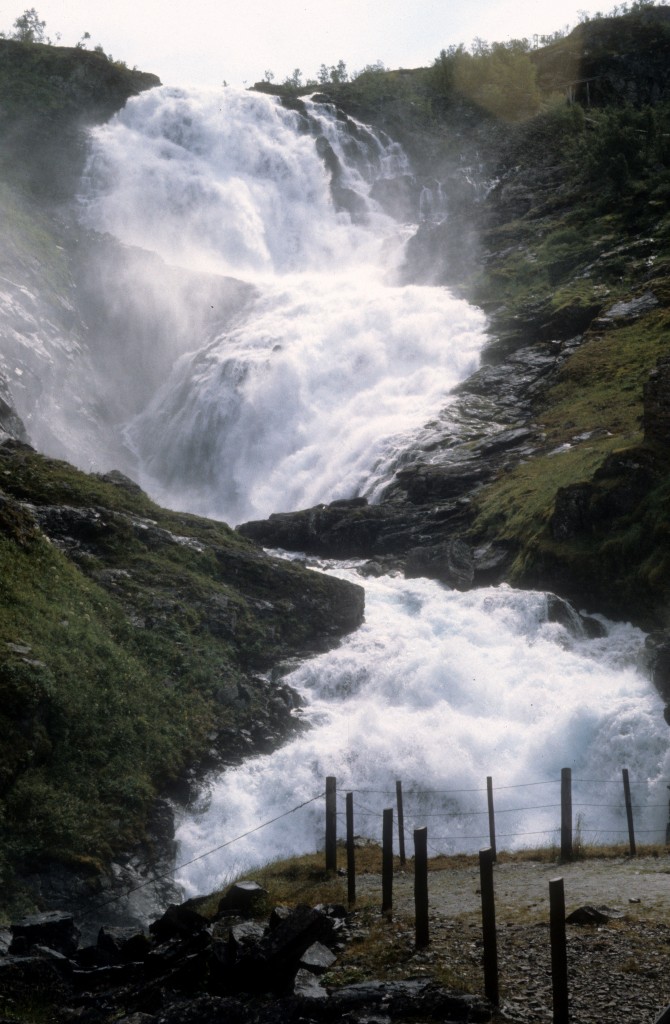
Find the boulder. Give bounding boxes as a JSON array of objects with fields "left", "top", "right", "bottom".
[
  {"left": 299, "top": 941, "right": 337, "bottom": 973},
  {"left": 645, "top": 632, "right": 670, "bottom": 703},
  {"left": 233, "top": 904, "right": 334, "bottom": 991},
  {"left": 97, "top": 925, "right": 152, "bottom": 965},
  {"left": 149, "top": 902, "right": 209, "bottom": 943},
  {"left": 218, "top": 880, "right": 268, "bottom": 916},
  {"left": 565, "top": 905, "right": 624, "bottom": 925},
  {"left": 10, "top": 911, "right": 80, "bottom": 957}
]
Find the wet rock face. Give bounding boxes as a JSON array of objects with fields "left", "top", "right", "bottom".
[
  {"left": 646, "top": 632, "right": 670, "bottom": 703},
  {"left": 405, "top": 539, "right": 475, "bottom": 590},
  {"left": 236, "top": 333, "right": 562, "bottom": 581}
]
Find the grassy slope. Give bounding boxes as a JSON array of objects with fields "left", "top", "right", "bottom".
[{"left": 0, "top": 444, "right": 363, "bottom": 909}]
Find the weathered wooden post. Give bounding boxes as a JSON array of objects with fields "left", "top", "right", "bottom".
[
  {"left": 560, "top": 768, "right": 573, "bottom": 862},
  {"left": 549, "top": 877, "right": 569, "bottom": 1023},
  {"left": 382, "top": 807, "right": 393, "bottom": 915},
  {"left": 479, "top": 847, "right": 499, "bottom": 1006},
  {"left": 414, "top": 826, "right": 429, "bottom": 948},
  {"left": 346, "top": 792, "right": 356, "bottom": 905},
  {"left": 487, "top": 776, "right": 497, "bottom": 862},
  {"left": 396, "top": 780, "right": 406, "bottom": 866},
  {"left": 622, "top": 768, "right": 636, "bottom": 857},
  {"left": 325, "top": 776, "right": 337, "bottom": 872}
]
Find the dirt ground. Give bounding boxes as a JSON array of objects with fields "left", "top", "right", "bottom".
[{"left": 336, "top": 855, "right": 670, "bottom": 1023}]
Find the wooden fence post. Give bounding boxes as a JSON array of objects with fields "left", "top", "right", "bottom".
[
  {"left": 325, "top": 776, "right": 337, "bottom": 872},
  {"left": 346, "top": 792, "right": 356, "bottom": 905},
  {"left": 622, "top": 768, "right": 636, "bottom": 857},
  {"left": 396, "top": 780, "right": 406, "bottom": 866},
  {"left": 382, "top": 807, "right": 393, "bottom": 915},
  {"left": 487, "top": 776, "right": 497, "bottom": 862},
  {"left": 549, "top": 877, "right": 569, "bottom": 1024},
  {"left": 414, "top": 827, "right": 429, "bottom": 949},
  {"left": 479, "top": 847, "right": 499, "bottom": 1006},
  {"left": 560, "top": 768, "right": 573, "bottom": 862}
]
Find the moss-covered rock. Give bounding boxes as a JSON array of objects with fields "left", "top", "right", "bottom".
[{"left": 0, "top": 442, "right": 363, "bottom": 910}]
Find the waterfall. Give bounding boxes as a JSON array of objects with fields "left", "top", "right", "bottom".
[
  {"left": 76, "top": 86, "right": 485, "bottom": 524},
  {"left": 68, "top": 87, "right": 669, "bottom": 897},
  {"left": 175, "top": 566, "right": 668, "bottom": 896}
]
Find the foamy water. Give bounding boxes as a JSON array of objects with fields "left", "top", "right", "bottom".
[
  {"left": 76, "top": 86, "right": 485, "bottom": 523},
  {"left": 175, "top": 566, "right": 669, "bottom": 897}
]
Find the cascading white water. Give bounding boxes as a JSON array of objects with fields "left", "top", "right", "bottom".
[
  {"left": 175, "top": 564, "right": 669, "bottom": 896},
  {"left": 78, "top": 86, "right": 485, "bottom": 523},
  {"left": 73, "top": 87, "right": 669, "bottom": 899}
]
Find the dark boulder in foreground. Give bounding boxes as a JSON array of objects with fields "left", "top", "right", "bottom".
[{"left": 0, "top": 888, "right": 492, "bottom": 1023}]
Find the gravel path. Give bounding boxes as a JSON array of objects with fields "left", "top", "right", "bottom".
[{"left": 339, "top": 856, "right": 670, "bottom": 1023}]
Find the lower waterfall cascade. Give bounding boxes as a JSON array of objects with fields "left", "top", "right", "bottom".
[{"left": 175, "top": 564, "right": 668, "bottom": 897}]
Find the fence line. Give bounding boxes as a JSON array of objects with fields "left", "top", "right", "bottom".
[
  {"left": 328, "top": 768, "right": 670, "bottom": 864},
  {"left": 76, "top": 766, "right": 669, "bottom": 926}
]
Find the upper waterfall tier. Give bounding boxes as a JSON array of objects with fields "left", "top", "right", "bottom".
[{"left": 67, "top": 87, "right": 488, "bottom": 524}]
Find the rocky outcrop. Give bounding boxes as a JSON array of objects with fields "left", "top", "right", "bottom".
[
  {"left": 0, "top": 891, "right": 492, "bottom": 1024},
  {"left": 236, "top": 335, "right": 568, "bottom": 584}
]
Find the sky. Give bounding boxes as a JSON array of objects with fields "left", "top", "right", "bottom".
[{"left": 1, "top": 0, "right": 627, "bottom": 88}]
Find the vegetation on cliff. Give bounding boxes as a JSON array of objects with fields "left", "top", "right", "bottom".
[
  {"left": 281, "top": 2, "right": 670, "bottom": 627},
  {"left": 0, "top": 34, "right": 159, "bottom": 196},
  {"left": 0, "top": 443, "right": 363, "bottom": 912}
]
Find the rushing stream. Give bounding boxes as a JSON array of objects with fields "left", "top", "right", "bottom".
[{"left": 70, "top": 86, "right": 670, "bottom": 898}]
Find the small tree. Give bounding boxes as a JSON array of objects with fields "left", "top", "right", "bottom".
[
  {"left": 283, "top": 67, "right": 302, "bottom": 89},
  {"left": 12, "top": 7, "right": 46, "bottom": 42}
]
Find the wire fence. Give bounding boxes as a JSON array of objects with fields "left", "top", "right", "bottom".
[
  {"left": 83, "top": 767, "right": 669, "bottom": 920},
  {"left": 330, "top": 772, "right": 669, "bottom": 855}
]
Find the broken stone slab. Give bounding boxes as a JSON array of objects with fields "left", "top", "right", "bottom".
[
  {"left": 293, "top": 966, "right": 329, "bottom": 1001},
  {"left": 149, "top": 901, "right": 210, "bottom": 943},
  {"left": 96, "top": 925, "right": 152, "bottom": 965},
  {"left": 328, "top": 978, "right": 492, "bottom": 1021},
  {"left": 227, "top": 920, "right": 267, "bottom": 960},
  {"left": 299, "top": 940, "right": 337, "bottom": 974},
  {"left": 233, "top": 904, "right": 334, "bottom": 991}
]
